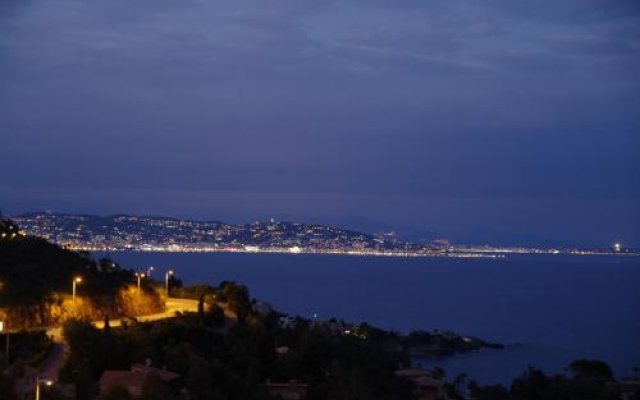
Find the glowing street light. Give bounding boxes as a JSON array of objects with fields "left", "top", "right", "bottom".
[
  {"left": 146, "top": 266, "right": 155, "bottom": 278},
  {"left": 135, "top": 272, "right": 145, "bottom": 293},
  {"left": 165, "top": 269, "right": 174, "bottom": 299},
  {"left": 35, "top": 378, "right": 53, "bottom": 400},
  {"left": 614, "top": 243, "right": 622, "bottom": 252},
  {"left": 72, "top": 277, "right": 82, "bottom": 303}
]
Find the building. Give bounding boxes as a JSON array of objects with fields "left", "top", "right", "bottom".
[
  {"left": 99, "top": 363, "right": 179, "bottom": 398},
  {"left": 394, "top": 369, "right": 444, "bottom": 400},
  {"left": 614, "top": 379, "right": 640, "bottom": 400},
  {"left": 252, "top": 301, "right": 274, "bottom": 317}
]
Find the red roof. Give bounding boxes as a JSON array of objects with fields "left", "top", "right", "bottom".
[
  {"left": 100, "top": 371, "right": 148, "bottom": 397},
  {"left": 130, "top": 363, "right": 180, "bottom": 381},
  {"left": 100, "top": 365, "right": 179, "bottom": 397}
]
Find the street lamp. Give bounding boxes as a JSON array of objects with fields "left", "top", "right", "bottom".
[
  {"left": 0, "top": 282, "right": 7, "bottom": 363},
  {"left": 72, "top": 277, "right": 82, "bottom": 303},
  {"left": 135, "top": 272, "right": 145, "bottom": 294},
  {"left": 35, "top": 378, "right": 53, "bottom": 400},
  {"left": 165, "top": 269, "right": 174, "bottom": 299},
  {"left": 0, "top": 319, "right": 8, "bottom": 363},
  {"left": 146, "top": 266, "right": 154, "bottom": 278}
]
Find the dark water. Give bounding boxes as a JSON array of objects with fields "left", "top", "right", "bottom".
[{"left": 95, "top": 251, "right": 640, "bottom": 384}]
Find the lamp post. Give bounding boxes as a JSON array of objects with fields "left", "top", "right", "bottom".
[
  {"left": 35, "top": 378, "right": 53, "bottom": 400},
  {"left": 72, "top": 277, "right": 82, "bottom": 303},
  {"left": 0, "top": 282, "right": 7, "bottom": 363},
  {"left": 0, "top": 320, "right": 8, "bottom": 364},
  {"left": 146, "top": 266, "right": 154, "bottom": 278},
  {"left": 165, "top": 269, "right": 174, "bottom": 299},
  {"left": 136, "top": 273, "right": 145, "bottom": 294}
]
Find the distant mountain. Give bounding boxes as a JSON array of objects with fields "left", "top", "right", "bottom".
[
  {"left": 298, "top": 215, "right": 442, "bottom": 244},
  {"left": 450, "top": 228, "right": 578, "bottom": 248}
]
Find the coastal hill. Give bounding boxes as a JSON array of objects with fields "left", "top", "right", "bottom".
[
  {"left": 13, "top": 212, "right": 440, "bottom": 254},
  {"left": 0, "top": 218, "right": 163, "bottom": 329}
]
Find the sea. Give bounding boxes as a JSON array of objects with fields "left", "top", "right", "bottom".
[{"left": 93, "top": 251, "right": 640, "bottom": 384}]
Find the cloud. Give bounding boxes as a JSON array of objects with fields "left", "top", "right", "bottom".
[{"left": 1, "top": 0, "right": 639, "bottom": 243}]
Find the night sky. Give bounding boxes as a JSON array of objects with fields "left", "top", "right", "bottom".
[{"left": 1, "top": 0, "right": 639, "bottom": 246}]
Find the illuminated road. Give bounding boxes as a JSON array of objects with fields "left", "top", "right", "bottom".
[{"left": 46, "top": 298, "right": 199, "bottom": 341}]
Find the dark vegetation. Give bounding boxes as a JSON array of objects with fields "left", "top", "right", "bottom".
[
  {"left": 463, "top": 360, "right": 634, "bottom": 400},
  {"left": 60, "top": 284, "right": 416, "bottom": 400},
  {"left": 58, "top": 299, "right": 638, "bottom": 400},
  {"left": 0, "top": 330, "right": 57, "bottom": 399},
  {"left": 0, "top": 330, "right": 52, "bottom": 367}
]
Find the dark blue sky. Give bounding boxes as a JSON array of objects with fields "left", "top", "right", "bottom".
[{"left": 1, "top": 0, "right": 639, "bottom": 246}]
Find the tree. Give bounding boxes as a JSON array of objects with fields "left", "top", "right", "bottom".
[
  {"left": 222, "top": 282, "right": 251, "bottom": 320},
  {"left": 61, "top": 318, "right": 130, "bottom": 383},
  {"left": 140, "top": 372, "right": 175, "bottom": 400},
  {"left": 568, "top": 359, "right": 614, "bottom": 381},
  {"left": 0, "top": 373, "right": 16, "bottom": 400},
  {"left": 208, "top": 304, "right": 225, "bottom": 327},
  {"left": 510, "top": 366, "right": 554, "bottom": 400},
  {"left": 187, "top": 354, "right": 215, "bottom": 400},
  {"left": 452, "top": 372, "right": 467, "bottom": 393},
  {"left": 198, "top": 295, "right": 205, "bottom": 318},
  {"left": 72, "top": 358, "right": 94, "bottom": 400},
  {"left": 40, "top": 387, "right": 67, "bottom": 400},
  {"left": 468, "top": 381, "right": 509, "bottom": 400}
]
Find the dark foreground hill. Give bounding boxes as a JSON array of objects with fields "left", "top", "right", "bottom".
[{"left": 0, "top": 218, "right": 163, "bottom": 329}]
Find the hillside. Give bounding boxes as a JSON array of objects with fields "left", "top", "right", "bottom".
[
  {"left": 0, "top": 219, "right": 163, "bottom": 329},
  {"left": 13, "top": 212, "right": 439, "bottom": 253}
]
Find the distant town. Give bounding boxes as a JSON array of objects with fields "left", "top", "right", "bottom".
[{"left": 9, "top": 212, "right": 638, "bottom": 258}]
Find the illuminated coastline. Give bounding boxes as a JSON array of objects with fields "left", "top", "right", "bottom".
[
  {"left": 62, "top": 243, "right": 638, "bottom": 259},
  {"left": 65, "top": 243, "right": 506, "bottom": 259},
  {"left": 12, "top": 212, "right": 637, "bottom": 259}
]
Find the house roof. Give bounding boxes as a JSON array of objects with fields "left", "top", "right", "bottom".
[
  {"left": 130, "top": 363, "right": 180, "bottom": 381},
  {"left": 614, "top": 379, "right": 640, "bottom": 392},
  {"left": 395, "top": 369, "right": 443, "bottom": 389},
  {"left": 100, "top": 365, "right": 180, "bottom": 395},
  {"left": 100, "top": 370, "right": 147, "bottom": 390}
]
